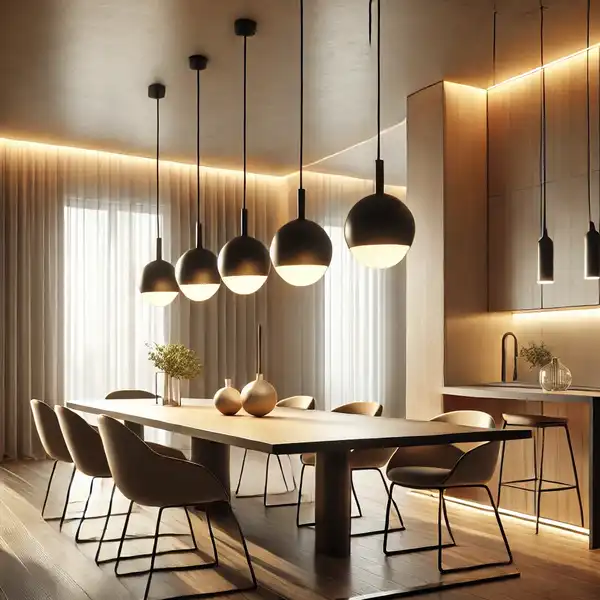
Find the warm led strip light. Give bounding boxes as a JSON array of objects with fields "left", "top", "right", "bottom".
[
  {"left": 412, "top": 490, "right": 589, "bottom": 537},
  {"left": 512, "top": 306, "right": 600, "bottom": 320},
  {"left": 489, "top": 42, "right": 600, "bottom": 90}
]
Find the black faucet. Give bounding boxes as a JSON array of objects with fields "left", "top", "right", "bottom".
[{"left": 501, "top": 332, "right": 519, "bottom": 383}]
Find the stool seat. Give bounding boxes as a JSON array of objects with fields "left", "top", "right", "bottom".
[{"left": 502, "top": 413, "right": 568, "bottom": 428}]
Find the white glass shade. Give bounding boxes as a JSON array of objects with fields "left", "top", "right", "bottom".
[
  {"left": 350, "top": 244, "right": 410, "bottom": 269},
  {"left": 274, "top": 264, "right": 328, "bottom": 287},
  {"left": 222, "top": 275, "right": 268, "bottom": 295},
  {"left": 179, "top": 283, "right": 220, "bottom": 302},
  {"left": 141, "top": 291, "right": 179, "bottom": 307}
]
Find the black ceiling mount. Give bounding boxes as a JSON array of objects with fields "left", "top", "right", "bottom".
[
  {"left": 188, "top": 54, "right": 209, "bottom": 71},
  {"left": 148, "top": 83, "right": 166, "bottom": 100},
  {"left": 235, "top": 18, "right": 257, "bottom": 37}
]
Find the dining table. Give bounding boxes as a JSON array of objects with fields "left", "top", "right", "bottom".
[{"left": 67, "top": 397, "right": 531, "bottom": 561}]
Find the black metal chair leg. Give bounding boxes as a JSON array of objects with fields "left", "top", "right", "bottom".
[
  {"left": 95, "top": 482, "right": 117, "bottom": 564},
  {"left": 184, "top": 507, "right": 199, "bottom": 550},
  {"left": 383, "top": 482, "right": 395, "bottom": 554},
  {"left": 532, "top": 428, "right": 538, "bottom": 518},
  {"left": 287, "top": 454, "right": 297, "bottom": 489},
  {"left": 295, "top": 464, "right": 306, "bottom": 528},
  {"left": 351, "top": 474, "right": 363, "bottom": 518},
  {"left": 205, "top": 509, "right": 219, "bottom": 567},
  {"left": 41, "top": 460, "right": 58, "bottom": 519},
  {"left": 276, "top": 454, "right": 293, "bottom": 492},
  {"left": 536, "top": 428, "right": 546, "bottom": 534},
  {"left": 115, "top": 500, "right": 134, "bottom": 575},
  {"left": 497, "top": 421, "right": 507, "bottom": 507},
  {"left": 440, "top": 491, "right": 456, "bottom": 545},
  {"left": 563, "top": 425, "right": 585, "bottom": 528},
  {"left": 143, "top": 507, "right": 164, "bottom": 600},
  {"left": 377, "top": 469, "right": 404, "bottom": 529},
  {"left": 229, "top": 506, "right": 258, "bottom": 592},
  {"left": 234, "top": 449, "right": 248, "bottom": 496},
  {"left": 75, "top": 477, "right": 96, "bottom": 542},
  {"left": 58, "top": 465, "right": 77, "bottom": 531},
  {"left": 262, "top": 454, "right": 271, "bottom": 506}
]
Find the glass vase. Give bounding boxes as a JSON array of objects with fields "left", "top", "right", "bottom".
[
  {"left": 539, "top": 357, "right": 572, "bottom": 392},
  {"left": 163, "top": 374, "right": 182, "bottom": 406}
]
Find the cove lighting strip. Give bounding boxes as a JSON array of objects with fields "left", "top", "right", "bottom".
[
  {"left": 412, "top": 490, "right": 589, "bottom": 537},
  {"left": 488, "top": 42, "right": 600, "bottom": 90},
  {"left": 512, "top": 307, "right": 600, "bottom": 320}
]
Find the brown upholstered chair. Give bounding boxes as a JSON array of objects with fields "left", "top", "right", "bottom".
[
  {"left": 235, "top": 395, "right": 315, "bottom": 507},
  {"left": 383, "top": 410, "right": 513, "bottom": 575},
  {"left": 98, "top": 415, "right": 257, "bottom": 600},
  {"left": 55, "top": 406, "right": 186, "bottom": 563},
  {"left": 30, "top": 399, "right": 76, "bottom": 528},
  {"left": 295, "top": 401, "right": 404, "bottom": 537}
]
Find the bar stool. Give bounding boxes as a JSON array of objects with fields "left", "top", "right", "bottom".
[{"left": 497, "top": 412, "right": 584, "bottom": 533}]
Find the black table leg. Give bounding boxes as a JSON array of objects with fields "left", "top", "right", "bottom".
[{"left": 590, "top": 399, "right": 600, "bottom": 549}]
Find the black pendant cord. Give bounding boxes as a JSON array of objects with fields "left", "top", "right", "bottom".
[
  {"left": 156, "top": 95, "right": 161, "bottom": 257},
  {"left": 587, "top": 0, "right": 593, "bottom": 225},
  {"left": 196, "top": 67, "right": 202, "bottom": 246},
  {"left": 539, "top": 2, "right": 547, "bottom": 237},
  {"left": 298, "top": 0, "right": 306, "bottom": 218},
  {"left": 487, "top": 5, "right": 497, "bottom": 205},
  {"left": 369, "top": 0, "right": 384, "bottom": 193},
  {"left": 242, "top": 33, "right": 248, "bottom": 235}
]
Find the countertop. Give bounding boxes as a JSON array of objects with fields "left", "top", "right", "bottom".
[{"left": 443, "top": 384, "right": 600, "bottom": 403}]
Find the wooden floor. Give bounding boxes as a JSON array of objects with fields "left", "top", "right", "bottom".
[{"left": 1, "top": 447, "right": 600, "bottom": 600}]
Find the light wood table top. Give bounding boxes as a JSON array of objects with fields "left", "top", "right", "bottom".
[
  {"left": 67, "top": 398, "right": 531, "bottom": 454},
  {"left": 443, "top": 384, "right": 600, "bottom": 403}
]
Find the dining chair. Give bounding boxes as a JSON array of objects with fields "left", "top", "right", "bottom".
[
  {"left": 235, "top": 395, "right": 315, "bottom": 507},
  {"left": 383, "top": 410, "right": 513, "bottom": 574},
  {"left": 30, "top": 399, "right": 77, "bottom": 528},
  {"left": 55, "top": 406, "right": 188, "bottom": 564},
  {"left": 296, "top": 401, "right": 405, "bottom": 536},
  {"left": 105, "top": 389, "right": 157, "bottom": 400},
  {"left": 97, "top": 414, "right": 257, "bottom": 600}
]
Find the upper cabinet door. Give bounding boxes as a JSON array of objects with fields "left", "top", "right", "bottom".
[{"left": 488, "top": 49, "right": 600, "bottom": 311}]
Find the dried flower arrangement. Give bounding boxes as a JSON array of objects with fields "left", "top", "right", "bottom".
[
  {"left": 519, "top": 341, "right": 553, "bottom": 370},
  {"left": 146, "top": 342, "right": 203, "bottom": 380}
]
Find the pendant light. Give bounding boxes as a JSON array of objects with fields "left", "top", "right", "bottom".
[
  {"left": 218, "top": 18, "right": 271, "bottom": 295},
  {"left": 537, "top": 2, "right": 554, "bottom": 285},
  {"left": 175, "top": 55, "right": 221, "bottom": 300},
  {"left": 344, "top": 0, "right": 415, "bottom": 269},
  {"left": 269, "top": 0, "right": 333, "bottom": 286},
  {"left": 140, "top": 83, "right": 180, "bottom": 306},
  {"left": 585, "top": 0, "right": 600, "bottom": 279}
]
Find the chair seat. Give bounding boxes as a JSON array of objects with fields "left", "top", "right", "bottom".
[
  {"left": 387, "top": 466, "right": 452, "bottom": 489},
  {"left": 502, "top": 413, "right": 568, "bottom": 428}
]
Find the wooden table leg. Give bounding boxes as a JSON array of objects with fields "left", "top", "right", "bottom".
[
  {"left": 191, "top": 438, "right": 231, "bottom": 492},
  {"left": 124, "top": 420, "right": 144, "bottom": 439},
  {"left": 315, "top": 449, "right": 351, "bottom": 557},
  {"left": 590, "top": 399, "right": 600, "bottom": 549}
]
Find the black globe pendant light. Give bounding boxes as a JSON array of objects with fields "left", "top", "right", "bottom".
[
  {"left": 584, "top": 0, "right": 600, "bottom": 279},
  {"left": 140, "top": 83, "right": 180, "bottom": 306},
  {"left": 270, "top": 0, "right": 332, "bottom": 287},
  {"left": 175, "top": 55, "right": 221, "bottom": 300},
  {"left": 537, "top": 2, "right": 554, "bottom": 285},
  {"left": 218, "top": 18, "right": 271, "bottom": 295},
  {"left": 344, "top": 0, "right": 415, "bottom": 269}
]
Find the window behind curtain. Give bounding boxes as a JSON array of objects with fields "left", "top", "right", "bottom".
[{"left": 64, "top": 202, "right": 167, "bottom": 400}]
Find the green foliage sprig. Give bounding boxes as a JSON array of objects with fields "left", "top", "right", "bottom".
[
  {"left": 146, "top": 343, "right": 203, "bottom": 380},
  {"left": 519, "top": 341, "right": 553, "bottom": 370}
]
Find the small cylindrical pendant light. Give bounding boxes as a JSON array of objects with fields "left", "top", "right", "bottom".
[
  {"left": 344, "top": 0, "right": 415, "bottom": 269},
  {"left": 537, "top": 2, "right": 554, "bottom": 285},
  {"left": 270, "top": 0, "right": 333, "bottom": 286},
  {"left": 218, "top": 18, "right": 271, "bottom": 295},
  {"left": 584, "top": 0, "right": 600, "bottom": 279},
  {"left": 175, "top": 55, "right": 221, "bottom": 300},
  {"left": 140, "top": 83, "right": 180, "bottom": 306}
]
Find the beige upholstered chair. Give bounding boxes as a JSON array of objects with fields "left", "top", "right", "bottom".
[
  {"left": 235, "top": 395, "right": 315, "bottom": 507},
  {"left": 98, "top": 415, "right": 257, "bottom": 600},
  {"left": 296, "top": 401, "right": 404, "bottom": 536},
  {"left": 384, "top": 410, "right": 513, "bottom": 574},
  {"left": 105, "top": 389, "right": 157, "bottom": 400},
  {"left": 30, "top": 400, "right": 76, "bottom": 528},
  {"left": 55, "top": 406, "right": 186, "bottom": 563}
]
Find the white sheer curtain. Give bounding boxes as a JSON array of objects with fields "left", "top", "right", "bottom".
[{"left": 0, "top": 138, "right": 407, "bottom": 460}]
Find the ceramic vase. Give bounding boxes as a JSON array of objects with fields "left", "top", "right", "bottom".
[
  {"left": 539, "top": 357, "right": 572, "bottom": 392},
  {"left": 241, "top": 373, "right": 277, "bottom": 417},
  {"left": 214, "top": 379, "right": 242, "bottom": 416}
]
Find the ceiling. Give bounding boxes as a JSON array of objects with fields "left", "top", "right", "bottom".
[{"left": 0, "top": 0, "right": 592, "bottom": 184}]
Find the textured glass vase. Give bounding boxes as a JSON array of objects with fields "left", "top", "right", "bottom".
[
  {"left": 539, "top": 357, "right": 572, "bottom": 392},
  {"left": 163, "top": 374, "right": 182, "bottom": 406}
]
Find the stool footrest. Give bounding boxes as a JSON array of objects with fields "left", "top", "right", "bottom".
[{"left": 500, "top": 479, "right": 577, "bottom": 493}]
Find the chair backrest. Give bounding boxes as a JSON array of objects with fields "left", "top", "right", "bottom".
[
  {"left": 105, "top": 389, "right": 156, "bottom": 400},
  {"left": 30, "top": 400, "right": 72, "bottom": 463},
  {"left": 276, "top": 396, "right": 315, "bottom": 410},
  {"left": 431, "top": 410, "right": 495, "bottom": 429},
  {"left": 332, "top": 401, "right": 383, "bottom": 417},
  {"left": 55, "top": 406, "right": 110, "bottom": 477}
]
